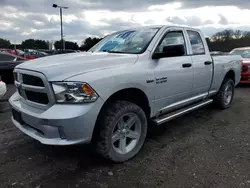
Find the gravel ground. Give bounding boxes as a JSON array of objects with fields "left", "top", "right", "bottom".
[{"left": 0, "top": 84, "right": 250, "bottom": 188}]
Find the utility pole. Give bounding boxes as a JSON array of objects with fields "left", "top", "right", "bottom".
[
  {"left": 59, "top": 8, "right": 65, "bottom": 50},
  {"left": 52, "top": 4, "right": 68, "bottom": 50}
]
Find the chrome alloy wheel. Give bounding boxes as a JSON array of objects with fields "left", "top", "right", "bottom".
[
  {"left": 112, "top": 113, "right": 142, "bottom": 155},
  {"left": 224, "top": 83, "right": 233, "bottom": 105}
]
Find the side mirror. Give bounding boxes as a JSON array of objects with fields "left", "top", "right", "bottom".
[{"left": 152, "top": 44, "right": 185, "bottom": 59}]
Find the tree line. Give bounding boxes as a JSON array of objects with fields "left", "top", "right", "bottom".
[
  {"left": 206, "top": 29, "right": 250, "bottom": 52},
  {"left": 0, "top": 37, "right": 102, "bottom": 51},
  {"left": 1, "top": 29, "right": 250, "bottom": 52}
]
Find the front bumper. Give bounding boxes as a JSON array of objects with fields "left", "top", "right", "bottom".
[{"left": 9, "top": 92, "right": 104, "bottom": 145}]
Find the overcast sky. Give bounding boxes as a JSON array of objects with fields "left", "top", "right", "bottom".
[{"left": 1, "top": 0, "right": 250, "bottom": 45}]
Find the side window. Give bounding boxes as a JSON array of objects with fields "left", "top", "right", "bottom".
[
  {"left": 0, "top": 53, "right": 15, "bottom": 61},
  {"left": 187, "top": 30, "right": 205, "bottom": 55},
  {"left": 155, "top": 31, "right": 186, "bottom": 56}
]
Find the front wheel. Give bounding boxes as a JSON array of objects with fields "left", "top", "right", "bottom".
[
  {"left": 214, "top": 78, "right": 235, "bottom": 109},
  {"left": 96, "top": 101, "right": 147, "bottom": 163}
]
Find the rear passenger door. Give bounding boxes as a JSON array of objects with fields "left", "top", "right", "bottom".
[{"left": 186, "top": 30, "right": 213, "bottom": 96}]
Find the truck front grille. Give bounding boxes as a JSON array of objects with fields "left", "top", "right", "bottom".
[
  {"left": 14, "top": 70, "right": 53, "bottom": 108},
  {"left": 22, "top": 74, "right": 44, "bottom": 87},
  {"left": 25, "top": 90, "right": 49, "bottom": 104}
]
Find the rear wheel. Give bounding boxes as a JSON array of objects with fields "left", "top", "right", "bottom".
[
  {"left": 214, "top": 78, "right": 235, "bottom": 109},
  {"left": 96, "top": 101, "right": 147, "bottom": 163}
]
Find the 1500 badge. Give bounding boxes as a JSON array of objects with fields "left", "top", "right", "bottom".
[
  {"left": 156, "top": 76, "right": 168, "bottom": 84},
  {"left": 146, "top": 77, "right": 168, "bottom": 84}
]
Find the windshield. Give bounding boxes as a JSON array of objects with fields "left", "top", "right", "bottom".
[
  {"left": 242, "top": 52, "right": 250, "bottom": 58},
  {"left": 89, "top": 27, "right": 160, "bottom": 54},
  {"left": 230, "top": 49, "right": 250, "bottom": 56}
]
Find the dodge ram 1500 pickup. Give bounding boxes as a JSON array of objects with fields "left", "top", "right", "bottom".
[{"left": 9, "top": 26, "right": 241, "bottom": 162}]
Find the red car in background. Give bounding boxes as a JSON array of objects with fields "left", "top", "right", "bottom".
[
  {"left": 0, "top": 48, "right": 25, "bottom": 56},
  {"left": 240, "top": 57, "right": 250, "bottom": 84},
  {"left": 22, "top": 50, "right": 48, "bottom": 60},
  {"left": 0, "top": 49, "right": 47, "bottom": 60},
  {"left": 229, "top": 47, "right": 250, "bottom": 84}
]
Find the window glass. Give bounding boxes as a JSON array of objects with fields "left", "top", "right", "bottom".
[
  {"left": 187, "top": 30, "right": 205, "bottom": 55},
  {"left": 230, "top": 49, "right": 250, "bottom": 57},
  {"left": 89, "top": 27, "right": 160, "bottom": 54},
  {"left": 0, "top": 53, "right": 15, "bottom": 61},
  {"left": 155, "top": 31, "right": 186, "bottom": 55}
]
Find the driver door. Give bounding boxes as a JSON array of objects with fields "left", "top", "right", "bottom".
[{"left": 152, "top": 29, "right": 194, "bottom": 113}]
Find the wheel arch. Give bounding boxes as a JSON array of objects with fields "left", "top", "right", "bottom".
[
  {"left": 214, "top": 69, "right": 235, "bottom": 109},
  {"left": 91, "top": 87, "right": 151, "bottom": 142},
  {"left": 224, "top": 69, "right": 235, "bottom": 83}
]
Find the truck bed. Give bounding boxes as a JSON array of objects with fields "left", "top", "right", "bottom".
[
  {"left": 211, "top": 54, "right": 242, "bottom": 89},
  {"left": 212, "top": 54, "right": 242, "bottom": 64}
]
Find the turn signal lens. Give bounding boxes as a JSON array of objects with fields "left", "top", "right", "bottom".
[{"left": 81, "top": 83, "right": 96, "bottom": 96}]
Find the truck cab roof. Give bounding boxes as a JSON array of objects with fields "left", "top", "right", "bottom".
[{"left": 124, "top": 25, "right": 202, "bottom": 33}]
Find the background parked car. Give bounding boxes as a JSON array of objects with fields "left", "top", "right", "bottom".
[
  {"left": 0, "top": 48, "right": 25, "bottom": 57},
  {"left": 0, "top": 52, "right": 26, "bottom": 62},
  {"left": 37, "top": 49, "right": 55, "bottom": 55},
  {"left": 229, "top": 47, "right": 250, "bottom": 57},
  {"left": 22, "top": 50, "right": 48, "bottom": 60},
  {"left": 0, "top": 76, "right": 7, "bottom": 99},
  {"left": 229, "top": 47, "right": 250, "bottom": 84},
  {"left": 51, "top": 49, "right": 77, "bottom": 55},
  {"left": 0, "top": 52, "right": 26, "bottom": 83},
  {"left": 240, "top": 52, "right": 250, "bottom": 84},
  {"left": 210, "top": 51, "right": 228, "bottom": 56}
]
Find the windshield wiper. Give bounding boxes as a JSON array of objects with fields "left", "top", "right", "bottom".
[
  {"left": 102, "top": 50, "right": 126, "bottom": 53},
  {"left": 108, "top": 51, "right": 126, "bottom": 53}
]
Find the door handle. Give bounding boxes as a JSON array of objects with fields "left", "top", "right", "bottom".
[
  {"left": 204, "top": 61, "right": 212, "bottom": 65},
  {"left": 182, "top": 63, "right": 192, "bottom": 68}
]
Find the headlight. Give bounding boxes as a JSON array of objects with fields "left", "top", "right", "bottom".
[{"left": 52, "top": 82, "right": 98, "bottom": 103}]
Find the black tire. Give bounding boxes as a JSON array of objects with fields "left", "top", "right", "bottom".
[
  {"left": 96, "top": 100, "right": 147, "bottom": 163},
  {"left": 214, "top": 78, "right": 235, "bottom": 109}
]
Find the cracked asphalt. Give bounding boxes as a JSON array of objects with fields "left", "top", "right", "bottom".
[{"left": 0, "top": 84, "right": 250, "bottom": 188}]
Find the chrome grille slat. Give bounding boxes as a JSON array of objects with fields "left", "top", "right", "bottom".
[
  {"left": 13, "top": 69, "right": 54, "bottom": 109},
  {"left": 22, "top": 84, "right": 46, "bottom": 93},
  {"left": 15, "top": 81, "right": 46, "bottom": 93}
]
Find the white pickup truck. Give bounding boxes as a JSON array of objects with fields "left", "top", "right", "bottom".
[{"left": 9, "top": 26, "right": 241, "bottom": 162}]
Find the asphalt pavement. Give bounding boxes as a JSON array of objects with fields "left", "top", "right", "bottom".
[{"left": 0, "top": 84, "right": 250, "bottom": 188}]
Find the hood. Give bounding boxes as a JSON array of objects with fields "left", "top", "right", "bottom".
[{"left": 16, "top": 52, "right": 138, "bottom": 81}]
